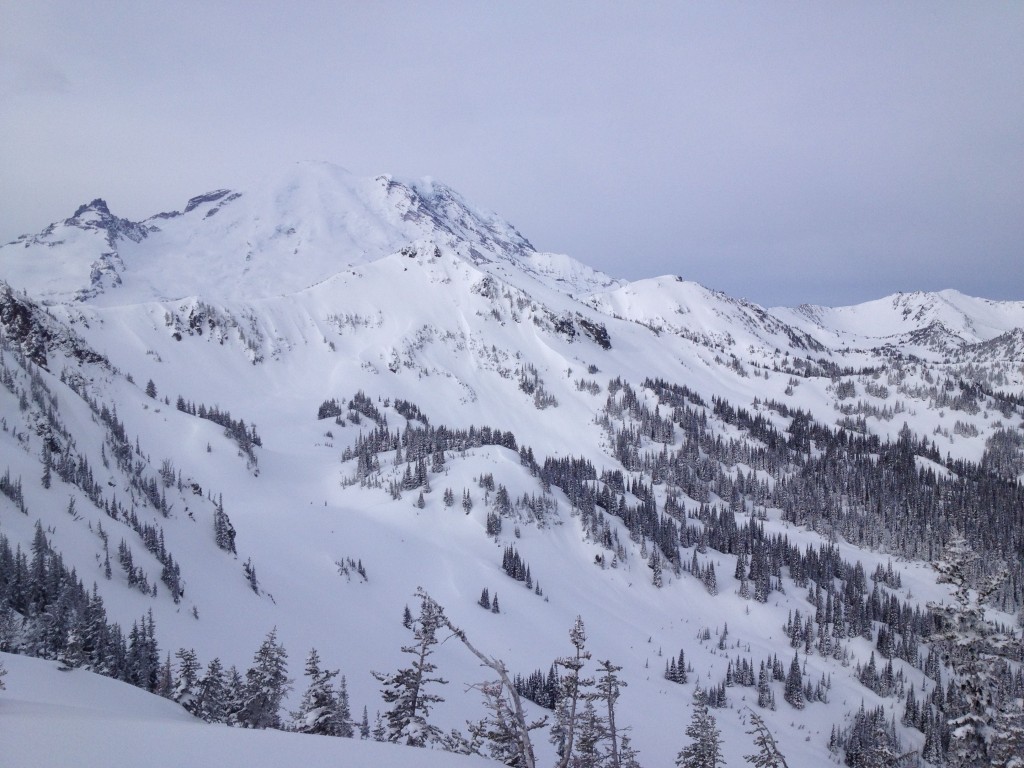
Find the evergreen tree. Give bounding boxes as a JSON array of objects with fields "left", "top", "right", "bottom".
[
  {"left": 40, "top": 448, "right": 51, "bottom": 489},
  {"left": 551, "top": 616, "right": 592, "bottom": 768},
  {"left": 467, "top": 679, "right": 544, "bottom": 767},
  {"left": 195, "top": 657, "right": 229, "bottom": 723},
  {"left": 676, "top": 687, "right": 725, "bottom": 768},
  {"left": 594, "top": 658, "right": 631, "bottom": 768},
  {"left": 572, "top": 699, "right": 606, "bottom": 768},
  {"left": 841, "top": 704, "right": 911, "bottom": 768},
  {"left": 702, "top": 562, "right": 717, "bottom": 596},
  {"left": 173, "top": 647, "right": 201, "bottom": 713},
  {"left": 744, "top": 709, "right": 790, "bottom": 767},
  {"left": 236, "top": 628, "right": 291, "bottom": 729},
  {"left": 294, "top": 647, "right": 343, "bottom": 736},
  {"left": 224, "top": 665, "right": 246, "bottom": 726},
  {"left": 783, "top": 652, "right": 804, "bottom": 710},
  {"left": 213, "top": 503, "right": 237, "bottom": 554},
  {"left": 157, "top": 652, "right": 174, "bottom": 698},
  {"left": 336, "top": 675, "right": 354, "bottom": 738},
  {"left": 373, "top": 597, "right": 448, "bottom": 747},
  {"left": 417, "top": 588, "right": 542, "bottom": 768},
  {"left": 359, "top": 705, "right": 371, "bottom": 739},
  {"left": 927, "top": 533, "right": 1024, "bottom": 767},
  {"left": 372, "top": 712, "right": 387, "bottom": 741},
  {"left": 618, "top": 733, "right": 643, "bottom": 768},
  {"left": 650, "top": 549, "right": 663, "bottom": 588},
  {"left": 757, "top": 662, "right": 775, "bottom": 709}
]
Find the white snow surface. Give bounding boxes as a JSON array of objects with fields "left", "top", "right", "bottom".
[
  {"left": 0, "top": 652, "right": 497, "bottom": 767},
  {"left": 0, "top": 163, "right": 1020, "bottom": 767}
]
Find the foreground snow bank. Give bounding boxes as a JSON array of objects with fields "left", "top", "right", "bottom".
[{"left": 0, "top": 652, "right": 497, "bottom": 768}]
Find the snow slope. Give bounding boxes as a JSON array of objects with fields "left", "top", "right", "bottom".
[
  {"left": 0, "top": 164, "right": 1021, "bottom": 767},
  {"left": 0, "top": 652, "right": 497, "bottom": 768}
]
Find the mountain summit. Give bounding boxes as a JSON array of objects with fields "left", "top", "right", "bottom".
[{"left": 2, "top": 162, "right": 539, "bottom": 304}]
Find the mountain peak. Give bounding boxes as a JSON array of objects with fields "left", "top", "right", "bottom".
[
  {"left": 0, "top": 164, "right": 543, "bottom": 304},
  {"left": 70, "top": 198, "right": 112, "bottom": 220}
]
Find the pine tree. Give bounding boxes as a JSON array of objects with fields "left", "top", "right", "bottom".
[
  {"left": 676, "top": 687, "right": 725, "bottom": 768},
  {"left": 0, "top": 656, "right": 6, "bottom": 690},
  {"left": 744, "top": 709, "right": 790, "bottom": 767},
  {"left": 650, "top": 549, "right": 663, "bottom": 588},
  {"left": 572, "top": 700, "right": 606, "bottom": 768},
  {"left": 756, "top": 662, "right": 775, "bottom": 709},
  {"left": 40, "top": 448, "right": 51, "bottom": 489},
  {"left": 372, "top": 712, "right": 387, "bottom": 741},
  {"left": 417, "top": 588, "right": 541, "bottom": 768},
  {"left": 551, "top": 616, "right": 593, "bottom": 768},
  {"left": 702, "top": 562, "right": 717, "bottom": 595},
  {"left": 336, "top": 675, "right": 354, "bottom": 737},
  {"left": 594, "top": 658, "right": 630, "bottom": 768},
  {"left": 927, "top": 533, "right": 1024, "bottom": 767},
  {"left": 213, "top": 503, "right": 236, "bottom": 554},
  {"left": 242, "top": 558, "right": 259, "bottom": 594},
  {"left": 224, "top": 665, "right": 246, "bottom": 726},
  {"left": 466, "top": 679, "right": 542, "bottom": 766},
  {"left": 783, "top": 652, "right": 804, "bottom": 710},
  {"left": 236, "top": 628, "right": 291, "bottom": 729},
  {"left": 294, "top": 647, "right": 342, "bottom": 735},
  {"left": 359, "top": 705, "right": 371, "bottom": 739},
  {"left": 618, "top": 733, "right": 643, "bottom": 768},
  {"left": 195, "top": 657, "right": 229, "bottom": 723},
  {"left": 173, "top": 647, "right": 202, "bottom": 713},
  {"left": 372, "top": 597, "right": 448, "bottom": 747},
  {"left": 157, "top": 652, "right": 174, "bottom": 698}
]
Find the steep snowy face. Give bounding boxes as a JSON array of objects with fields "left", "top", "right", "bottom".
[
  {"left": 1, "top": 199, "right": 150, "bottom": 302},
  {"left": 0, "top": 162, "right": 537, "bottom": 305}
]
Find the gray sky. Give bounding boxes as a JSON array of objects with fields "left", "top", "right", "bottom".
[{"left": 2, "top": 1, "right": 1021, "bottom": 307}]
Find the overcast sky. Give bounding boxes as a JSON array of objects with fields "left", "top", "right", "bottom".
[{"left": 1, "top": 2, "right": 1021, "bottom": 307}]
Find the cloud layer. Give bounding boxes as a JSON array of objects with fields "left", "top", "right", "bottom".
[{"left": 2, "top": 2, "right": 1021, "bottom": 306}]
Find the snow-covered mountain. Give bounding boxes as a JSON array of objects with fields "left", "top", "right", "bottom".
[{"left": 1, "top": 162, "right": 1021, "bottom": 767}]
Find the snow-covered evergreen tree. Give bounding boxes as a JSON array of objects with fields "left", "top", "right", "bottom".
[
  {"left": 743, "top": 709, "right": 789, "bottom": 767},
  {"left": 593, "top": 658, "right": 631, "bottom": 768},
  {"left": 336, "top": 675, "right": 354, "bottom": 738},
  {"left": 236, "top": 627, "right": 291, "bottom": 729},
  {"left": 783, "top": 652, "right": 804, "bottom": 710},
  {"left": 927, "top": 533, "right": 1024, "bottom": 767},
  {"left": 551, "top": 616, "right": 592, "bottom": 768},
  {"left": 676, "top": 687, "right": 725, "bottom": 768},
  {"left": 373, "top": 597, "right": 448, "bottom": 747},
  {"left": 172, "top": 647, "right": 201, "bottom": 714},
  {"left": 195, "top": 657, "right": 229, "bottom": 723},
  {"left": 293, "top": 647, "right": 344, "bottom": 736}
]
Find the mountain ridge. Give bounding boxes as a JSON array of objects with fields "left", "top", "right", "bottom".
[{"left": 1, "top": 161, "right": 1022, "bottom": 767}]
